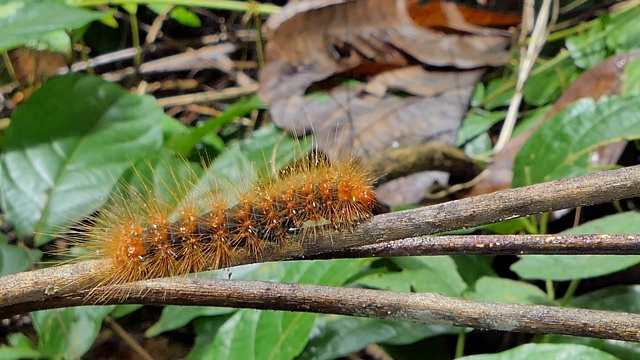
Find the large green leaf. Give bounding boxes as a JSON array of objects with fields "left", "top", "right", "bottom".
[
  {"left": 546, "top": 335, "right": 640, "bottom": 360},
  {"left": 0, "top": 0, "right": 103, "bottom": 51},
  {"left": 456, "top": 110, "right": 506, "bottom": 146},
  {"left": 566, "top": 16, "right": 607, "bottom": 69},
  {"left": 460, "top": 343, "right": 618, "bottom": 360},
  {"left": 467, "top": 277, "right": 553, "bottom": 305},
  {"left": 0, "top": 243, "right": 30, "bottom": 276},
  {"left": 356, "top": 256, "right": 467, "bottom": 296},
  {"left": 452, "top": 255, "right": 496, "bottom": 286},
  {"left": 548, "top": 284, "right": 640, "bottom": 360},
  {"left": 622, "top": 57, "right": 640, "bottom": 96},
  {"left": 0, "top": 73, "right": 163, "bottom": 244},
  {"left": 298, "top": 316, "right": 457, "bottom": 360},
  {"left": 171, "top": 96, "right": 267, "bottom": 155},
  {"left": 512, "top": 255, "right": 640, "bottom": 281},
  {"left": 570, "top": 285, "right": 640, "bottom": 312},
  {"left": 0, "top": 333, "right": 43, "bottom": 360},
  {"left": 523, "top": 58, "right": 579, "bottom": 107},
  {"left": 513, "top": 95, "right": 640, "bottom": 187},
  {"left": 512, "top": 212, "right": 640, "bottom": 280},
  {"left": 31, "top": 306, "right": 114, "bottom": 360},
  {"left": 606, "top": 6, "right": 640, "bottom": 54},
  {"left": 186, "top": 260, "right": 368, "bottom": 360}
]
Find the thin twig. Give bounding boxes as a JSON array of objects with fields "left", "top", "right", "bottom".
[
  {"left": 321, "top": 233, "right": 640, "bottom": 259},
  {"left": 156, "top": 84, "right": 259, "bottom": 107}
]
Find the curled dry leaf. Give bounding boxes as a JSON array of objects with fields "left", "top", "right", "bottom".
[
  {"left": 470, "top": 51, "right": 640, "bottom": 196},
  {"left": 260, "top": 0, "right": 516, "bottom": 205}
]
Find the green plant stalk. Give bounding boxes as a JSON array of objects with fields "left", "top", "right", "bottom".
[
  {"left": 77, "top": 38, "right": 94, "bottom": 75},
  {"left": 254, "top": 15, "right": 265, "bottom": 71},
  {"left": 1, "top": 51, "right": 16, "bottom": 82},
  {"left": 528, "top": 214, "right": 539, "bottom": 234},
  {"left": 174, "top": 95, "right": 266, "bottom": 155},
  {"left": 545, "top": 280, "right": 555, "bottom": 301},
  {"left": 68, "top": 0, "right": 281, "bottom": 14},
  {"left": 520, "top": 217, "right": 540, "bottom": 234},
  {"left": 129, "top": 10, "right": 142, "bottom": 67},
  {"left": 455, "top": 327, "right": 466, "bottom": 358},
  {"left": 559, "top": 279, "right": 580, "bottom": 306},
  {"left": 538, "top": 212, "right": 549, "bottom": 234}
]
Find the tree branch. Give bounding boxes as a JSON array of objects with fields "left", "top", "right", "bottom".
[
  {"left": 1, "top": 165, "right": 639, "bottom": 339},
  {"left": 3, "top": 275, "right": 640, "bottom": 342}
]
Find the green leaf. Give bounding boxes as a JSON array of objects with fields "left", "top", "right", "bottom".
[
  {"left": 460, "top": 343, "right": 618, "bottom": 360},
  {"left": 546, "top": 335, "right": 640, "bottom": 360},
  {"left": 298, "top": 316, "right": 457, "bottom": 360},
  {"left": 0, "top": 0, "right": 103, "bottom": 51},
  {"left": 467, "top": 277, "right": 553, "bottom": 305},
  {"left": 482, "top": 218, "right": 531, "bottom": 235},
  {"left": 147, "top": 306, "right": 235, "bottom": 337},
  {"left": 513, "top": 95, "right": 640, "bottom": 187},
  {"left": 622, "top": 57, "right": 640, "bottom": 96},
  {"left": 0, "top": 333, "right": 43, "bottom": 360},
  {"left": 570, "top": 285, "right": 640, "bottom": 313},
  {"left": 169, "top": 6, "right": 202, "bottom": 27},
  {"left": 482, "top": 76, "right": 515, "bottom": 110},
  {"left": 566, "top": 17, "right": 607, "bottom": 69},
  {"left": 523, "top": 57, "right": 579, "bottom": 107},
  {"left": 110, "top": 305, "right": 142, "bottom": 319},
  {"left": 563, "top": 211, "right": 640, "bottom": 234},
  {"left": 0, "top": 243, "right": 30, "bottom": 276},
  {"left": 0, "top": 73, "right": 163, "bottom": 244},
  {"left": 452, "top": 255, "right": 496, "bottom": 287},
  {"left": 32, "top": 306, "right": 114, "bottom": 360},
  {"left": 457, "top": 110, "right": 506, "bottom": 146},
  {"left": 356, "top": 256, "right": 467, "bottom": 296},
  {"left": 512, "top": 213, "right": 640, "bottom": 281},
  {"left": 606, "top": 6, "right": 640, "bottom": 54},
  {"left": 187, "top": 260, "right": 368, "bottom": 360},
  {"left": 513, "top": 255, "right": 640, "bottom": 281},
  {"left": 172, "top": 96, "right": 267, "bottom": 155}
]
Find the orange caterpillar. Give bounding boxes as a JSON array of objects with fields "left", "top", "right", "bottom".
[{"left": 77, "top": 154, "right": 375, "bottom": 288}]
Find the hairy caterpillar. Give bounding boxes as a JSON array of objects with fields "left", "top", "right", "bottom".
[{"left": 71, "top": 149, "right": 376, "bottom": 290}]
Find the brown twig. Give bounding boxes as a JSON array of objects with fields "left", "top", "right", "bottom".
[
  {"left": 4, "top": 275, "right": 640, "bottom": 342},
  {"left": 320, "top": 233, "right": 640, "bottom": 258},
  {"left": 1, "top": 165, "right": 639, "bottom": 338}
]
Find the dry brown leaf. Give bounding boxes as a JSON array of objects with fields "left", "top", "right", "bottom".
[
  {"left": 260, "top": 0, "right": 514, "bottom": 205},
  {"left": 407, "top": 0, "right": 522, "bottom": 30}
]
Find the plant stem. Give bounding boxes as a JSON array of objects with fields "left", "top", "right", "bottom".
[
  {"left": 560, "top": 279, "right": 580, "bottom": 306},
  {"left": 455, "top": 328, "right": 466, "bottom": 358},
  {"left": 546, "top": 280, "right": 555, "bottom": 301}
]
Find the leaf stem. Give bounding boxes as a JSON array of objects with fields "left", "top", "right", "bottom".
[
  {"left": 455, "top": 328, "right": 466, "bottom": 358},
  {"left": 560, "top": 279, "right": 580, "bottom": 306}
]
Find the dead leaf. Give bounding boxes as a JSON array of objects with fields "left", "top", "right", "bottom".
[
  {"left": 407, "top": 0, "right": 522, "bottom": 30},
  {"left": 260, "top": 0, "right": 515, "bottom": 205},
  {"left": 10, "top": 48, "right": 67, "bottom": 83}
]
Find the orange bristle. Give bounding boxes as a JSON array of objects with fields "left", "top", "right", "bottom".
[{"left": 68, "top": 151, "right": 376, "bottom": 292}]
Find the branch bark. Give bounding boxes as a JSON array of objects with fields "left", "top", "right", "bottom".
[{"left": 3, "top": 274, "right": 640, "bottom": 342}]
